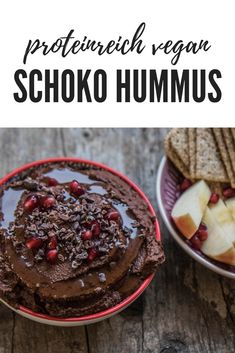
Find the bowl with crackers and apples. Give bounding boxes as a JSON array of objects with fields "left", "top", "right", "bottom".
[{"left": 157, "top": 128, "right": 235, "bottom": 279}]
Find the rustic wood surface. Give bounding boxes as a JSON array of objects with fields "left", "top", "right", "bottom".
[{"left": 0, "top": 128, "right": 235, "bottom": 353}]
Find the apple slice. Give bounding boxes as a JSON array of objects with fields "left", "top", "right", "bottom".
[
  {"left": 171, "top": 180, "right": 211, "bottom": 239},
  {"left": 201, "top": 207, "right": 235, "bottom": 265},
  {"left": 209, "top": 199, "right": 235, "bottom": 243},
  {"left": 225, "top": 197, "right": 235, "bottom": 221}
]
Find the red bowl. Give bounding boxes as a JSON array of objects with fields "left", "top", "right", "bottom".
[{"left": 0, "top": 157, "right": 161, "bottom": 326}]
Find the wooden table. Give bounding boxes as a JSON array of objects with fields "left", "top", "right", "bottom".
[{"left": 0, "top": 128, "right": 234, "bottom": 353}]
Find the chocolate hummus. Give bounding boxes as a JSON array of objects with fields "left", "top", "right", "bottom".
[{"left": 0, "top": 161, "right": 165, "bottom": 317}]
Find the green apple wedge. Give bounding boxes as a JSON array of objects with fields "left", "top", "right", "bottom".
[
  {"left": 171, "top": 180, "right": 211, "bottom": 239},
  {"left": 201, "top": 202, "right": 235, "bottom": 266},
  {"left": 225, "top": 197, "right": 235, "bottom": 221}
]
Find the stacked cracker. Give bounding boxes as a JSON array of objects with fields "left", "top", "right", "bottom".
[{"left": 164, "top": 128, "right": 235, "bottom": 188}]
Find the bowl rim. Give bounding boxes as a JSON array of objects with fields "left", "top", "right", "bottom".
[
  {"left": 0, "top": 157, "right": 161, "bottom": 322},
  {"left": 156, "top": 155, "right": 235, "bottom": 280}
]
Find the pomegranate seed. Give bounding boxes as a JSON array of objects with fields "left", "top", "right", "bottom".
[
  {"left": 190, "top": 235, "right": 202, "bottom": 250},
  {"left": 83, "top": 221, "right": 92, "bottom": 228},
  {"left": 47, "top": 249, "right": 58, "bottom": 264},
  {"left": 48, "top": 236, "right": 57, "bottom": 250},
  {"left": 197, "top": 228, "right": 208, "bottom": 241},
  {"left": 82, "top": 216, "right": 94, "bottom": 228},
  {"left": 82, "top": 230, "right": 93, "bottom": 241},
  {"left": 223, "top": 188, "right": 235, "bottom": 199},
  {"left": 88, "top": 248, "right": 98, "bottom": 262},
  {"left": 45, "top": 177, "right": 58, "bottom": 186},
  {"left": 69, "top": 180, "right": 85, "bottom": 197},
  {"left": 41, "top": 195, "right": 56, "bottom": 209},
  {"left": 23, "top": 194, "right": 39, "bottom": 212},
  {"left": 26, "top": 238, "right": 43, "bottom": 250},
  {"left": 91, "top": 221, "right": 101, "bottom": 236},
  {"left": 106, "top": 210, "right": 120, "bottom": 222},
  {"left": 209, "top": 193, "right": 220, "bottom": 204},
  {"left": 199, "top": 223, "right": 207, "bottom": 231},
  {"left": 180, "top": 179, "right": 192, "bottom": 192}
]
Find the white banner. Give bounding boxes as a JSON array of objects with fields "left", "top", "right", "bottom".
[{"left": 0, "top": 0, "right": 234, "bottom": 127}]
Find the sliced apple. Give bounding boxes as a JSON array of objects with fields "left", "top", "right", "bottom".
[
  {"left": 225, "top": 197, "right": 235, "bottom": 221},
  {"left": 171, "top": 180, "right": 211, "bottom": 239},
  {"left": 209, "top": 199, "right": 235, "bottom": 244},
  {"left": 201, "top": 207, "right": 235, "bottom": 266}
]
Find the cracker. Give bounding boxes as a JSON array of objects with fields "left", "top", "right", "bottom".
[
  {"left": 231, "top": 129, "right": 235, "bottom": 148},
  {"left": 213, "top": 128, "right": 235, "bottom": 188},
  {"left": 188, "top": 128, "right": 196, "bottom": 179},
  {"left": 168, "top": 128, "right": 189, "bottom": 167},
  {"left": 231, "top": 128, "right": 235, "bottom": 140},
  {"left": 195, "top": 128, "right": 229, "bottom": 183},
  {"left": 164, "top": 132, "right": 190, "bottom": 179},
  {"left": 222, "top": 128, "right": 235, "bottom": 176}
]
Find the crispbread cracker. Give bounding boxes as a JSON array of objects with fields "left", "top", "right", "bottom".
[
  {"left": 188, "top": 128, "right": 196, "bottom": 178},
  {"left": 222, "top": 128, "right": 235, "bottom": 176},
  {"left": 213, "top": 128, "right": 235, "bottom": 188},
  {"left": 164, "top": 133, "right": 190, "bottom": 179},
  {"left": 231, "top": 128, "right": 235, "bottom": 144},
  {"left": 195, "top": 128, "right": 229, "bottom": 182},
  {"left": 168, "top": 128, "right": 189, "bottom": 167}
]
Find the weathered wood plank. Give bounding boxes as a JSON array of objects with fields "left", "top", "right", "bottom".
[
  {"left": 13, "top": 315, "right": 88, "bottom": 353},
  {"left": 0, "top": 307, "right": 14, "bottom": 353},
  {"left": 0, "top": 128, "right": 88, "bottom": 353},
  {"left": 0, "top": 128, "right": 235, "bottom": 353}
]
